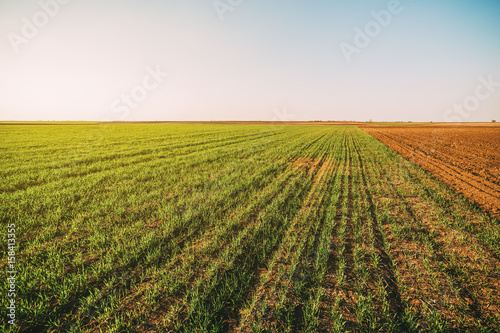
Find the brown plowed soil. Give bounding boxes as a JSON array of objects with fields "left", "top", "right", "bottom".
[{"left": 362, "top": 126, "right": 500, "bottom": 219}]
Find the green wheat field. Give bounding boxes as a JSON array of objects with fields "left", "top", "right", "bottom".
[{"left": 1, "top": 123, "right": 499, "bottom": 332}]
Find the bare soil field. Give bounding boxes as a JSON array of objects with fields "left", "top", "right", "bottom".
[{"left": 363, "top": 125, "right": 500, "bottom": 219}]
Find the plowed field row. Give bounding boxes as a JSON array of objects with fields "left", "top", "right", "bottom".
[{"left": 362, "top": 126, "right": 500, "bottom": 219}]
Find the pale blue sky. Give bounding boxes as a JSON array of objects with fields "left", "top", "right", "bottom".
[{"left": 0, "top": 0, "right": 499, "bottom": 121}]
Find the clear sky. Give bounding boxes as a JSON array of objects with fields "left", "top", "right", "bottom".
[{"left": 1, "top": 0, "right": 499, "bottom": 122}]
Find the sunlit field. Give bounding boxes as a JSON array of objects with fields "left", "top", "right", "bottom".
[{"left": 1, "top": 123, "right": 499, "bottom": 332}]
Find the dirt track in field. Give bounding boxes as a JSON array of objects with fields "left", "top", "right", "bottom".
[{"left": 362, "top": 126, "right": 500, "bottom": 219}]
